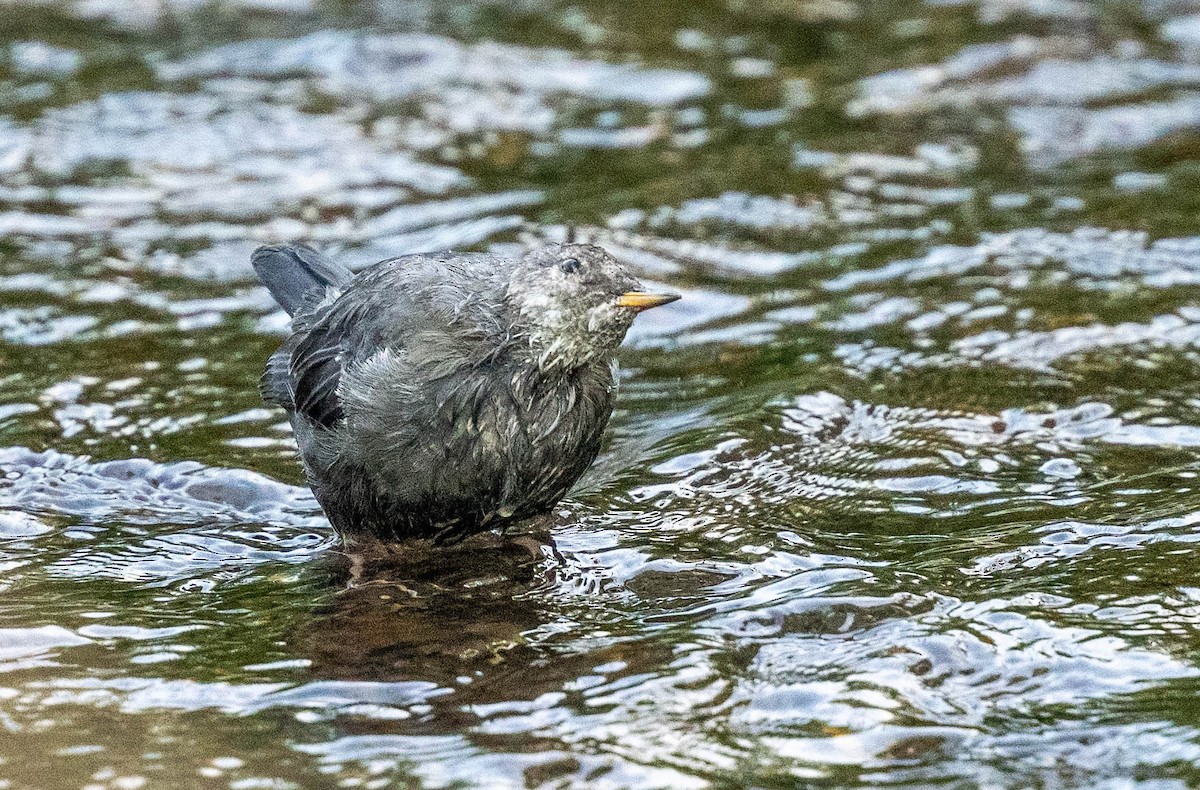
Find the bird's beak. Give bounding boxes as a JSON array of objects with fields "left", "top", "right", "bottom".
[{"left": 616, "top": 291, "right": 681, "bottom": 312}]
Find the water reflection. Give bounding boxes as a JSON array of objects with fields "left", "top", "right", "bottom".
[
  {"left": 298, "top": 530, "right": 556, "bottom": 685},
  {"left": 5, "top": 0, "right": 1200, "bottom": 786}
]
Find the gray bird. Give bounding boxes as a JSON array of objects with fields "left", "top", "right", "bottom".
[{"left": 252, "top": 242, "right": 679, "bottom": 544}]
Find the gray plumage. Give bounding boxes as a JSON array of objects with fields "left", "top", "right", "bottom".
[{"left": 253, "top": 242, "right": 677, "bottom": 544}]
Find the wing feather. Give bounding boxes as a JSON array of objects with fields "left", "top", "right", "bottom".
[
  {"left": 267, "top": 251, "right": 508, "bottom": 430},
  {"left": 286, "top": 293, "right": 375, "bottom": 428}
]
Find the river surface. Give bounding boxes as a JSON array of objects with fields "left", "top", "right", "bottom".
[{"left": 3, "top": 0, "right": 1200, "bottom": 787}]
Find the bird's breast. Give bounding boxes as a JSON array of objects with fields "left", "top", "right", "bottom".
[
  {"left": 330, "top": 352, "right": 614, "bottom": 519},
  {"left": 492, "top": 362, "right": 615, "bottom": 503}
]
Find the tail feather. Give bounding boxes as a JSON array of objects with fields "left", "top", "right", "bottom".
[{"left": 252, "top": 244, "right": 352, "bottom": 317}]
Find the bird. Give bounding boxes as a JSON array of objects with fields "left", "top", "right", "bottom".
[{"left": 252, "top": 242, "right": 679, "bottom": 544}]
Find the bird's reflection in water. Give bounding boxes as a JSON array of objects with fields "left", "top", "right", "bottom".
[
  {"left": 297, "top": 525, "right": 558, "bottom": 686},
  {"left": 293, "top": 523, "right": 677, "bottom": 740}
]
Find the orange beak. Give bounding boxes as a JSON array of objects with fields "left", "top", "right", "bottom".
[{"left": 616, "top": 291, "right": 681, "bottom": 312}]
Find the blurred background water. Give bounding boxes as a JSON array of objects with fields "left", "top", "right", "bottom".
[{"left": 3, "top": 0, "right": 1200, "bottom": 787}]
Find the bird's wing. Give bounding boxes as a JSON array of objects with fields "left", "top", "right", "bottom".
[
  {"left": 259, "top": 346, "right": 296, "bottom": 410},
  {"left": 275, "top": 252, "right": 507, "bottom": 429},
  {"left": 286, "top": 292, "right": 376, "bottom": 428}
]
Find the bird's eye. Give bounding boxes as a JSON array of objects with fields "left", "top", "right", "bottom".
[{"left": 559, "top": 257, "right": 581, "bottom": 274}]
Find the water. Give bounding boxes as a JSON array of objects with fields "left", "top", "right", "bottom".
[{"left": 3, "top": 0, "right": 1200, "bottom": 786}]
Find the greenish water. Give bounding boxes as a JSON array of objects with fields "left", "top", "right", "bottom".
[{"left": 4, "top": 0, "right": 1200, "bottom": 787}]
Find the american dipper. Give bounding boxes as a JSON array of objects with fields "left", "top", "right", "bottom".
[{"left": 253, "top": 242, "right": 679, "bottom": 543}]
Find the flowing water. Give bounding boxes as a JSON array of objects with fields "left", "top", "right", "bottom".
[{"left": 3, "top": 0, "right": 1200, "bottom": 787}]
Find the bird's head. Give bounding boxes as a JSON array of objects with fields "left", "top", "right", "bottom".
[{"left": 506, "top": 243, "right": 679, "bottom": 372}]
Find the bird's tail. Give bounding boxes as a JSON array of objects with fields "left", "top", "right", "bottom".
[{"left": 251, "top": 244, "right": 353, "bottom": 317}]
